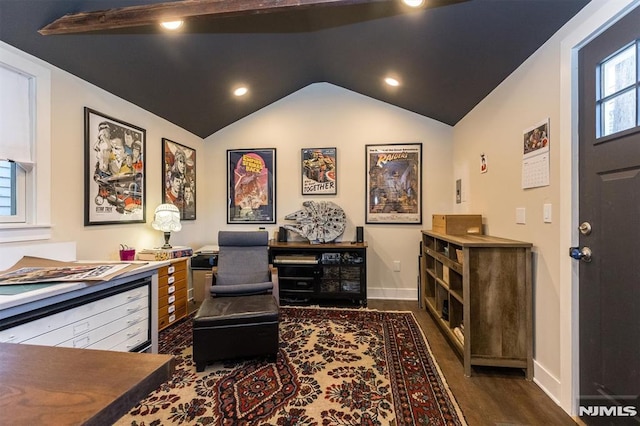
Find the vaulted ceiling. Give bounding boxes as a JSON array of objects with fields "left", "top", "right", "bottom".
[{"left": 0, "top": 0, "right": 591, "bottom": 138}]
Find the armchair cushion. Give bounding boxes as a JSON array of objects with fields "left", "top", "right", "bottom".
[
  {"left": 210, "top": 231, "right": 274, "bottom": 297},
  {"left": 211, "top": 281, "right": 274, "bottom": 296},
  {"left": 215, "top": 246, "right": 270, "bottom": 285}
]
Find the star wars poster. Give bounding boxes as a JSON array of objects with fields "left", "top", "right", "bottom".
[
  {"left": 84, "top": 108, "right": 146, "bottom": 225},
  {"left": 366, "top": 143, "right": 422, "bottom": 224},
  {"left": 227, "top": 149, "right": 276, "bottom": 224},
  {"left": 301, "top": 147, "right": 337, "bottom": 195}
]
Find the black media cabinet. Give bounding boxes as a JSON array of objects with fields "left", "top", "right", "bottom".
[{"left": 269, "top": 240, "right": 367, "bottom": 306}]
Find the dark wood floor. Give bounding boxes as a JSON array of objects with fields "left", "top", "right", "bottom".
[{"left": 367, "top": 299, "right": 577, "bottom": 426}]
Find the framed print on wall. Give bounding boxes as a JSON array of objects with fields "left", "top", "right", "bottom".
[
  {"left": 301, "top": 147, "right": 337, "bottom": 195},
  {"left": 365, "top": 143, "right": 422, "bottom": 224},
  {"left": 84, "top": 107, "right": 146, "bottom": 225},
  {"left": 162, "top": 138, "right": 196, "bottom": 220},
  {"left": 227, "top": 148, "right": 276, "bottom": 224}
]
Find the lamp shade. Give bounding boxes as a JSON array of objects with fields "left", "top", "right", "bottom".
[{"left": 152, "top": 203, "right": 182, "bottom": 232}]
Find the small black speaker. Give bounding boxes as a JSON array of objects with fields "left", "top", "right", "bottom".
[
  {"left": 356, "top": 226, "right": 364, "bottom": 243},
  {"left": 278, "top": 226, "right": 288, "bottom": 242}
]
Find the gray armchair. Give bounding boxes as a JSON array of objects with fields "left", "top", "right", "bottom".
[
  {"left": 206, "top": 230, "right": 279, "bottom": 301},
  {"left": 193, "top": 230, "right": 280, "bottom": 371}
]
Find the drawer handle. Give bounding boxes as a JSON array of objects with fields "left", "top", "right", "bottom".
[
  {"left": 167, "top": 285, "right": 175, "bottom": 294},
  {"left": 127, "top": 316, "right": 143, "bottom": 325},
  {"left": 73, "top": 335, "right": 90, "bottom": 348},
  {"left": 168, "top": 305, "right": 176, "bottom": 314},
  {"left": 127, "top": 292, "right": 143, "bottom": 300},
  {"left": 127, "top": 328, "right": 141, "bottom": 338},
  {"left": 168, "top": 276, "right": 175, "bottom": 284},
  {"left": 168, "top": 294, "right": 176, "bottom": 304},
  {"left": 168, "top": 266, "right": 175, "bottom": 274},
  {"left": 127, "top": 338, "right": 142, "bottom": 349},
  {"left": 73, "top": 321, "right": 90, "bottom": 335},
  {"left": 127, "top": 304, "right": 143, "bottom": 312},
  {"left": 1, "top": 335, "right": 16, "bottom": 343},
  {"left": 168, "top": 314, "right": 176, "bottom": 323}
]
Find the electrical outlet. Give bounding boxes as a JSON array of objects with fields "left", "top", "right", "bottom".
[
  {"left": 393, "top": 261, "right": 401, "bottom": 272},
  {"left": 516, "top": 207, "right": 526, "bottom": 224}
]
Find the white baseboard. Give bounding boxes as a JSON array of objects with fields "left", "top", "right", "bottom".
[
  {"left": 368, "top": 287, "right": 418, "bottom": 300},
  {"left": 533, "top": 359, "right": 563, "bottom": 407}
]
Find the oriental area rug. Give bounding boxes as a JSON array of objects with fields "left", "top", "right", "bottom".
[{"left": 116, "top": 307, "right": 467, "bottom": 425}]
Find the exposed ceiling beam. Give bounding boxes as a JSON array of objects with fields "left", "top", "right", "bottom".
[{"left": 38, "top": 0, "right": 393, "bottom": 35}]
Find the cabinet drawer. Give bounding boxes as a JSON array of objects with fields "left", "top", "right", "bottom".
[
  {"left": 158, "top": 279, "right": 186, "bottom": 297},
  {"left": 280, "top": 277, "right": 315, "bottom": 291},
  {"left": 158, "top": 286, "right": 188, "bottom": 309},
  {"left": 23, "top": 297, "right": 149, "bottom": 347},
  {"left": 86, "top": 320, "right": 150, "bottom": 352},
  {"left": 108, "top": 323, "right": 152, "bottom": 352},
  {"left": 158, "top": 295, "right": 186, "bottom": 317},
  {"left": 158, "top": 300, "right": 188, "bottom": 330},
  {"left": 0, "top": 285, "right": 149, "bottom": 344},
  {"left": 158, "top": 269, "right": 187, "bottom": 287},
  {"left": 158, "top": 260, "right": 187, "bottom": 277}
]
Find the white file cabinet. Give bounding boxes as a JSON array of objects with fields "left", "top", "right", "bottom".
[{"left": 0, "top": 274, "right": 154, "bottom": 353}]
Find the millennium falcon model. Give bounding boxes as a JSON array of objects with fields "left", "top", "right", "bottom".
[{"left": 284, "top": 201, "right": 346, "bottom": 243}]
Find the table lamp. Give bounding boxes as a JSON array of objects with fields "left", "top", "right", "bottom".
[{"left": 152, "top": 204, "right": 182, "bottom": 248}]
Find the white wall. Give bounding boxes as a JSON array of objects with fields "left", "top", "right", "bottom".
[
  {"left": 203, "top": 83, "right": 454, "bottom": 298},
  {"left": 0, "top": 42, "right": 206, "bottom": 262},
  {"left": 452, "top": 0, "right": 639, "bottom": 415}
]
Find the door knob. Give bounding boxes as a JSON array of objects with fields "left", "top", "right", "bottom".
[
  {"left": 579, "top": 222, "right": 592, "bottom": 235},
  {"left": 569, "top": 246, "right": 592, "bottom": 262}
]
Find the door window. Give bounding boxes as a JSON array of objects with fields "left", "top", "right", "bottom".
[{"left": 597, "top": 42, "right": 639, "bottom": 137}]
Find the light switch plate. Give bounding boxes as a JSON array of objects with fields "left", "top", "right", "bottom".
[
  {"left": 543, "top": 203, "right": 552, "bottom": 223},
  {"left": 516, "top": 207, "right": 526, "bottom": 224}
]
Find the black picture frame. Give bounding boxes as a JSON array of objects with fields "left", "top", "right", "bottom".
[
  {"left": 162, "top": 138, "right": 196, "bottom": 220},
  {"left": 301, "top": 147, "right": 337, "bottom": 195},
  {"left": 84, "top": 107, "right": 146, "bottom": 225},
  {"left": 227, "top": 148, "right": 276, "bottom": 224},
  {"left": 365, "top": 143, "right": 422, "bottom": 224}
]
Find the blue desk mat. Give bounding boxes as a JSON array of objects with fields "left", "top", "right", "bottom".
[{"left": 0, "top": 282, "right": 61, "bottom": 295}]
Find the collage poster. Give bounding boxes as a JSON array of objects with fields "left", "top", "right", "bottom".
[{"left": 85, "top": 108, "right": 145, "bottom": 225}]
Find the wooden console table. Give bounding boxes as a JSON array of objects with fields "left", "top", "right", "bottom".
[{"left": 0, "top": 342, "right": 174, "bottom": 425}]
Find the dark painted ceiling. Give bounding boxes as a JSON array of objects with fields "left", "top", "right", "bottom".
[{"left": 0, "top": 0, "right": 590, "bottom": 138}]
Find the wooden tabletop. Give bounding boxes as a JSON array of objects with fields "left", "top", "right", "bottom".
[{"left": 0, "top": 342, "right": 175, "bottom": 425}]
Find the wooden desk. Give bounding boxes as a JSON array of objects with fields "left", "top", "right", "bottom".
[{"left": 0, "top": 342, "right": 174, "bottom": 425}]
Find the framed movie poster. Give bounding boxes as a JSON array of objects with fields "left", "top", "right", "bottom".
[
  {"left": 162, "top": 138, "right": 196, "bottom": 220},
  {"left": 84, "top": 107, "right": 146, "bottom": 225},
  {"left": 301, "top": 147, "right": 337, "bottom": 195},
  {"left": 227, "top": 148, "right": 276, "bottom": 224},
  {"left": 365, "top": 143, "right": 422, "bottom": 224}
]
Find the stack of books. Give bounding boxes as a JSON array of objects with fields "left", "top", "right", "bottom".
[{"left": 137, "top": 246, "right": 193, "bottom": 261}]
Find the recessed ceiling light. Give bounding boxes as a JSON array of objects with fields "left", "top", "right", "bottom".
[
  {"left": 402, "top": 0, "right": 425, "bottom": 7},
  {"left": 234, "top": 87, "right": 248, "bottom": 97},
  {"left": 385, "top": 77, "right": 400, "bottom": 87},
  {"left": 160, "top": 20, "right": 184, "bottom": 30}
]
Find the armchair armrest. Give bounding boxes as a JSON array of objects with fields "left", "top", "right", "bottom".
[{"left": 270, "top": 264, "right": 279, "bottom": 306}]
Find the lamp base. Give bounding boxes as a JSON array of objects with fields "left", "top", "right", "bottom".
[{"left": 161, "top": 231, "right": 172, "bottom": 249}]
